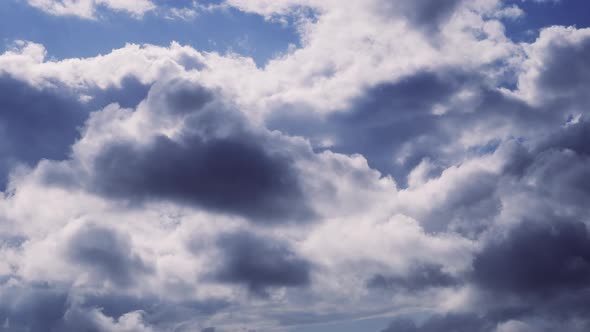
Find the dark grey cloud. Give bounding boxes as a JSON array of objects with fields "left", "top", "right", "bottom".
[
  {"left": 500, "top": 140, "right": 535, "bottom": 178},
  {"left": 440, "top": 120, "right": 590, "bottom": 332},
  {"left": 0, "top": 75, "right": 88, "bottom": 189},
  {"left": 473, "top": 220, "right": 590, "bottom": 296},
  {"left": 383, "top": 0, "right": 464, "bottom": 32},
  {"left": 419, "top": 171, "right": 502, "bottom": 236},
  {"left": 78, "top": 82, "right": 312, "bottom": 224},
  {"left": 377, "top": 118, "right": 590, "bottom": 330},
  {"left": 367, "top": 263, "right": 458, "bottom": 292},
  {"left": 268, "top": 71, "right": 463, "bottom": 187},
  {"left": 0, "top": 74, "right": 161, "bottom": 192},
  {"left": 215, "top": 232, "right": 311, "bottom": 296},
  {"left": 161, "top": 79, "right": 214, "bottom": 115},
  {"left": 384, "top": 219, "right": 590, "bottom": 332},
  {"left": 502, "top": 120, "right": 590, "bottom": 213},
  {"left": 269, "top": 69, "right": 550, "bottom": 193},
  {"left": 535, "top": 35, "right": 590, "bottom": 106},
  {"left": 0, "top": 283, "right": 228, "bottom": 332},
  {"left": 0, "top": 286, "right": 68, "bottom": 332},
  {"left": 527, "top": 150, "right": 590, "bottom": 208},
  {"left": 539, "top": 119, "right": 590, "bottom": 156},
  {"left": 0, "top": 292, "right": 142, "bottom": 332},
  {"left": 325, "top": 72, "right": 455, "bottom": 177},
  {"left": 92, "top": 132, "right": 309, "bottom": 223},
  {"left": 66, "top": 224, "right": 152, "bottom": 287}
]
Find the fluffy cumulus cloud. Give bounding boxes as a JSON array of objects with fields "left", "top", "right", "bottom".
[{"left": 0, "top": 0, "right": 589, "bottom": 331}]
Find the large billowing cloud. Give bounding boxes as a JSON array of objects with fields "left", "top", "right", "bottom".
[
  {"left": 39, "top": 79, "right": 313, "bottom": 224},
  {"left": 0, "top": 0, "right": 589, "bottom": 331}
]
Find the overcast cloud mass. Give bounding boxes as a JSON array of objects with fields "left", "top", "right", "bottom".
[{"left": 0, "top": 0, "right": 589, "bottom": 331}]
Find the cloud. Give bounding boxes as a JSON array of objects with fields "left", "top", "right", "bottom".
[
  {"left": 380, "top": 310, "right": 546, "bottom": 332},
  {"left": 539, "top": 117, "right": 590, "bottom": 156},
  {"left": 381, "top": 313, "right": 495, "bottom": 332},
  {"left": 40, "top": 79, "right": 313, "bottom": 224},
  {"left": 517, "top": 27, "right": 590, "bottom": 108},
  {"left": 26, "top": 0, "right": 156, "bottom": 19},
  {"left": 61, "top": 308, "right": 155, "bottom": 332},
  {"left": 91, "top": 134, "right": 309, "bottom": 223},
  {"left": 0, "top": 75, "right": 88, "bottom": 188},
  {"left": 0, "top": 286, "right": 68, "bottom": 332},
  {"left": 384, "top": 220, "right": 590, "bottom": 332},
  {"left": 0, "top": 41, "right": 209, "bottom": 91},
  {"left": 378, "top": 0, "right": 465, "bottom": 32},
  {"left": 65, "top": 223, "right": 152, "bottom": 287},
  {"left": 86, "top": 76, "right": 152, "bottom": 110},
  {"left": 267, "top": 70, "right": 464, "bottom": 185},
  {"left": 499, "top": 119, "right": 590, "bottom": 218},
  {"left": 214, "top": 232, "right": 311, "bottom": 296},
  {"left": 367, "top": 263, "right": 458, "bottom": 292},
  {"left": 1, "top": 1, "right": 590, "bottom": 331},
  {"left": 0, "top": 284, "right": 158, "bottom": 332},
  {"left": 473, "top": 220, "right": 590, "bottom": 295}
]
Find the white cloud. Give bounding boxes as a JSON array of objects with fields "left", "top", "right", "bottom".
[
  {"left": 26, "top": 0, "right": 156, "bottom": 19},
  {"left": 6, "top": 0, "right": 524, "bottom": 116}
]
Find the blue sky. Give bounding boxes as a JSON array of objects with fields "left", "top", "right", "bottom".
[
  {"left": 0, "top": 0, "right": 300, "bottom": 65},
  {"left": 1, "top": 1, "right": 590, "bottom": 332},
  {"left": 2, "top": 0, "right": 589, "bottom": 64},
  {"left": 1, "top": 0, "right": 588, "bottom": 66},
  {"left": 504, "top": 0, "right": 590, "bottom": 41}
]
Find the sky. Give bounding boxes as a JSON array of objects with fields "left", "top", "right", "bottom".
[{"left": 0, "top": 0, "right": 590, "bottom": 332}]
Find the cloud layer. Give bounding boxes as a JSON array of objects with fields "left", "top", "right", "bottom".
[{"left": 0, "top": 0, "right": 589, "bottom": 331}]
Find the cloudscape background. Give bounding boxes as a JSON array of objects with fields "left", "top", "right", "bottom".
[{"left": 0, "top": 0, "right": 589, "bottom": 331}]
